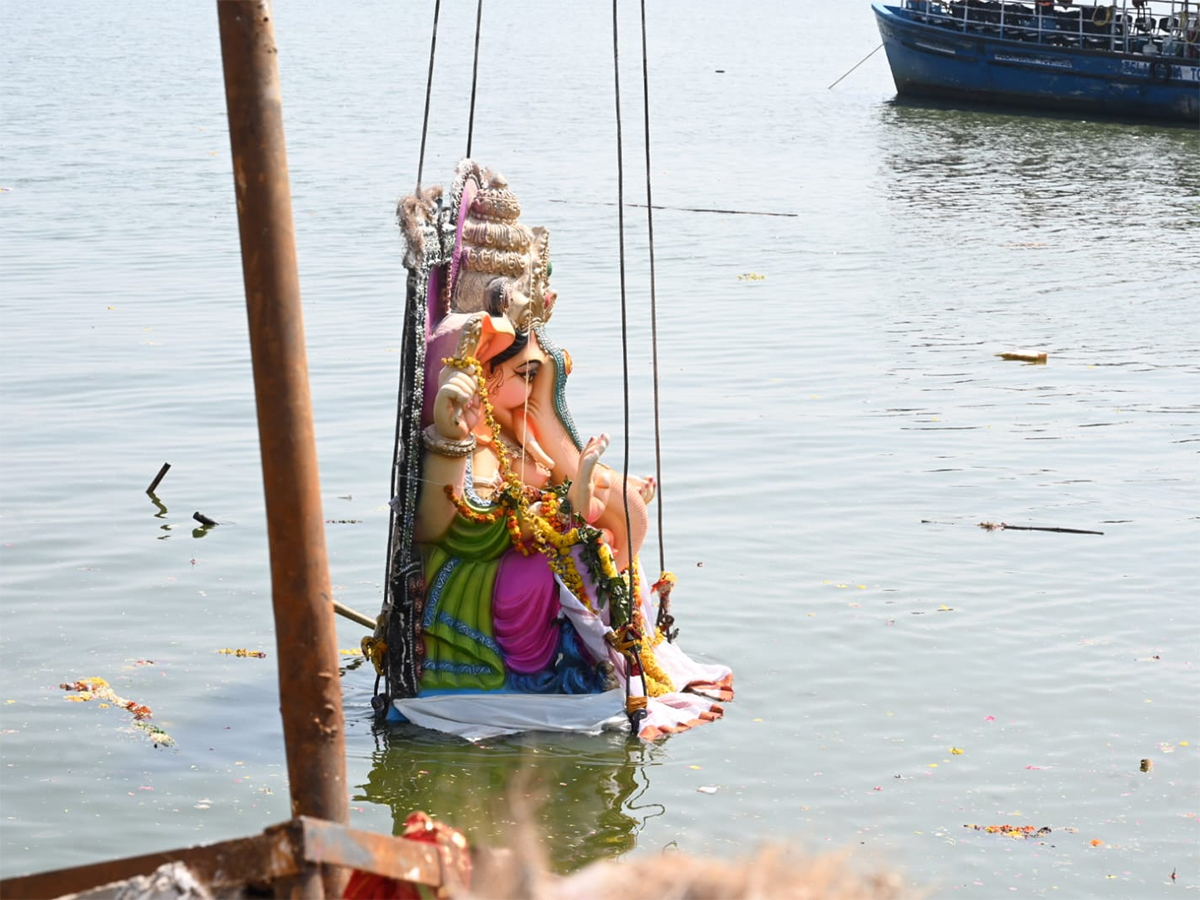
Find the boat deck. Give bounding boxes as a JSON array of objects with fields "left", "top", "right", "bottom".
[{"left": 903, "top": 0, "right": 1200, "bottom": 57}]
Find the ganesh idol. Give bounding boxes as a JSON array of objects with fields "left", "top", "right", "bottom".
[{"left": 387, "top": 160, "right": 732, "bottom": 741}]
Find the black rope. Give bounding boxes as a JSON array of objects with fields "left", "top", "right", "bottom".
[
  {"left": 416, "top": 0, "right": 442, "bottom": 190},
  {"left": 466, "top": 0, "right": 484, "bottom": 158},
  {"left": 612, "top": 0, "right": 647, "bottom": 729},
  {"left": 638, "top": 0, "right": 666, "bottom": 580},
  {"left": 610, "top": 0, "right": 634, "bottom": 604}
]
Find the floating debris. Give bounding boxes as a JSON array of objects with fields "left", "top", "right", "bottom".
[
  {"left": 218, "top": 649, "right": 267, "bottom": 658},
  {"left": 1140, "top": 758, "right": 1154, "bottom": 772},
  {"left": 736, "top": 272, "right": 766, "bottom": 281},
  {"left": 978, "top": 521, "right": 1104, "bottom": 536},
  {"left": 59, "top": 677, "right": 173, "bottom": 746},
  {"left": 135, "top": 721, "right": 175, "bottom": 748},
  {"left": 145, "top": 462, "right": 171, "bottom": 495},
  {"left": 996, "top": 351, "right": 1047, "bottom": 364},
  {"left": 964, "top": 824, "right": 1051, "bottom": 840}
]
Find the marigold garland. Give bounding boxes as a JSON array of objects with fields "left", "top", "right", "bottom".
[{"left": 438, "top": 353, "right": 677, "bottom": 693}]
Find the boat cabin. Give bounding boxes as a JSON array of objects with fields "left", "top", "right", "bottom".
[{"left": 903, "top": 0, "right": 1200, "bottom": 56}]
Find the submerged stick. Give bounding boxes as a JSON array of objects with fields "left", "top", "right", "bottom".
[
  {"left": 193, "top": 511, "right": 219, "bottom": 527},
  {"left": 146, "top": 462, "right": 171, "bottom": 495},
  {"left": 979, "top": 521, "right": 1104, "bottom": 535},
  {"left": 549, "top": 198, "right": 797, "bottom": 218},
  {"left": 333, "top": 601, "right": 376, "bottom": 630}
]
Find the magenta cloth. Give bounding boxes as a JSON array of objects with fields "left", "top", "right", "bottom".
[{"left": 492, "top": 551, "right": 560, "bottom": 674}]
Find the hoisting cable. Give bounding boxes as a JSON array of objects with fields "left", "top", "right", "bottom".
[
  {"left": 637, "top": 0, "right": 664, "bottom": 579},
  {"left": 612, "top": 0, "right": 649, "bottom": 732},
  {"left": 374, "top": 0, "right": 445, "bottom": 717},
  {"left": 465, "top": 0, "right": 484, "bottom": 158},
  {"left": 638, "top": 0, "right": 677, "bottom": 643},
  {"left": 415, "top": 0, "right": 442, "bottom": 190}
]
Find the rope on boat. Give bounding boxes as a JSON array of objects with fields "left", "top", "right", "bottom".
[
  {"left": 415, "top": 0, "right": 442, "bottom": 190},
  {"left": 466, "top": 0, "right": 484, "bottom": 158},
  {"left": 827, "top": 42, "right": 883, "bottom": 90}
]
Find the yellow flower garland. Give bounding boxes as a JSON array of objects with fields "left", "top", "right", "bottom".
[{"left": 438, "top": 354, "right": 676, "bottom": 695}]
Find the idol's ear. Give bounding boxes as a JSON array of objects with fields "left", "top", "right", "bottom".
[
  {"left": 454, "top": 311, "right": 516, "bottom": 364},
  {"left": 447, "top": 168, "right": 481, "bottom": 306}
]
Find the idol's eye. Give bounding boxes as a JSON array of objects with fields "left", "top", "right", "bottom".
[
  {"left": 515, "top": 361, "right": 541, "bottom": 382},
  {"left": 546, "top": 262, "right": 553, "bottom": 278}
]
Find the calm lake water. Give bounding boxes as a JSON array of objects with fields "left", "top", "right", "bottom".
[{"left": 2, "top": 2, "right": 1198, "bottom": 896}]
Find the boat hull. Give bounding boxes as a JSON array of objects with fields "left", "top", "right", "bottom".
[{"left": 873, "top": 3, "right": 1200, "bottom": 123}]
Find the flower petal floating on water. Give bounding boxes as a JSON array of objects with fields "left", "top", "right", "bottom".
[
  {"left": 59, "top": 676, "right": 172, "bottom": 746},
  {"left": 964, "top": 824, "right": 1051, "bottom": 840}
]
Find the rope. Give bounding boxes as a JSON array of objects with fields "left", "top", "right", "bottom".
[
  {"left": 612, "top": 0, "right": 648, "bottom": 729},
  {"left": 610, "top": 0, "right": 635, "bottom": 607},
  {"left": 466, "top": 0, "right": 484, "bottom": 158},
  {"left": 416, "top": 0, "right": 442, "bottom": 190},
  {"left": 638, "top": 0, "right": 666, "bottom": 579},
  {"left": 827, "top": 42, "right": 882, "bottom": 90}
]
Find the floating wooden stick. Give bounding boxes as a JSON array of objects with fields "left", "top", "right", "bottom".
[
  {"left": 979, "top": 521, "right": 1104, "bottom": 535},
  {"left": 548, "top": 198, "right": 798, "bottom": 218},
  {"left": 146, "top": 462, "right": 171, "bottom": 494},
  {"left": 193, "top": 511, "right": 219, "bottom": 527},
  {"left": 333, "top": 601, "right": 376, "bottom": 629},
  {"left": 996, "top": 351, "right": 1047, "bottom": 364}
]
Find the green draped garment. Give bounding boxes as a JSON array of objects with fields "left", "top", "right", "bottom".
[{"left": 419, "top": 509, "right": 513, "bottom": 692}]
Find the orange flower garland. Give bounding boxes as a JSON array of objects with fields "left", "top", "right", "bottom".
[{"left": 437, "top": 353, "right": 676, "bottom": 693}]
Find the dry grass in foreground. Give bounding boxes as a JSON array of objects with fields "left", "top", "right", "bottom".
[{"left": 466, "top": 843, "right": 912, "bottom": 900}]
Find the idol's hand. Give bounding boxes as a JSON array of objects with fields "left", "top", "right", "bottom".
[
  {"left": 434, "top": 365, "right": 482, "bottom": 441},
  {"left": 580, "top": 433, "right": 610, "bottom": 474},
  {"left": 637, "top": 475, "right": 656, "bottom": 504}
]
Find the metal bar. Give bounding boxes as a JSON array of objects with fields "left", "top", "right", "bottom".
[
  {"left": 0, "top": 828, "right": 296, "bottom": 899},
  {"left": 215, "top": 5, "right": 349, "bottom": 898},
  {"left": 296, "top": 817, "right": 452, "bottom": 887},
  {"left": 0, "top": 818, "right": 457, "bottom": 898}
]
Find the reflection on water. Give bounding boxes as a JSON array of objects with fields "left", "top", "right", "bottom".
[
  {"left": 876, "top": 99, "right": 1200, "bottom": 233},
  {"left": 356, "top": 728, "right": 666, "bottom": 872}
]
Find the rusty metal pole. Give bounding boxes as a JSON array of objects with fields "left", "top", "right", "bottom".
[{"left": 216, "top": 2, "right": 348, "bottom": 895}]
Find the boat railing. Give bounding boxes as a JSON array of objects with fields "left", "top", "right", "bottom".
[{"left": 902, "top": 0, "right": 1200, "bottom": 57}]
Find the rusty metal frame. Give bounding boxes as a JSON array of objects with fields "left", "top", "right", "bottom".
[
  {"left": 0, "top": 817, "right": 459, "bottom": 899},
  {"left": 0, "top": 6, "right": 462, "bottom": 899}
]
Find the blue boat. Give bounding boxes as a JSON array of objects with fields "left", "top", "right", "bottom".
[{"left": 873, "top": 0, "right": 1200, "bottom": 123}]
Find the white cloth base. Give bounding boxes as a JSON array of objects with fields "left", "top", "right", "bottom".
[{"left": 393, "top": 689, "right": 629, "bottom": 742}]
